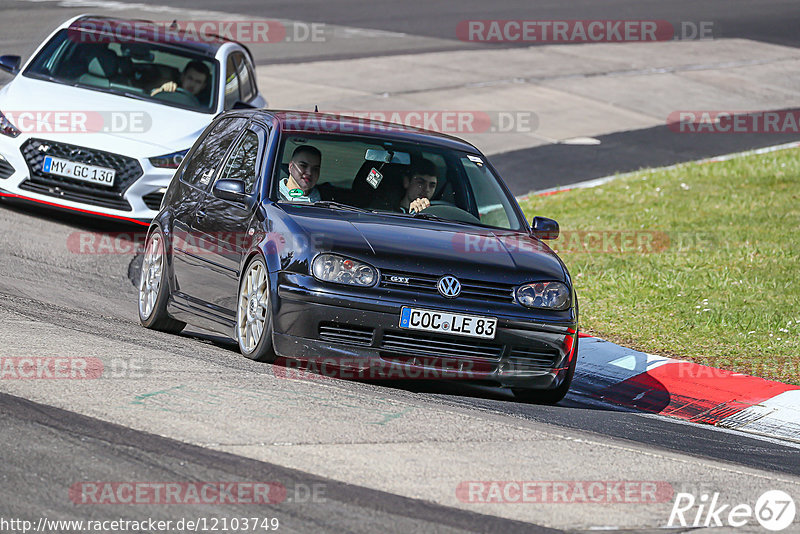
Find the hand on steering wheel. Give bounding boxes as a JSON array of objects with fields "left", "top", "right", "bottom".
[
  {"left": 151, "top": 81, "right": 178, "bottom": 96},
  {"left": 408, "top": 197, "right": 431, "bottom": 214}
]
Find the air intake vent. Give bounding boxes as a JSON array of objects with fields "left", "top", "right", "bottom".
[
  {"left": 318, "top": 322, "right": 374, "bottom": 346},
  {"left": 381, "top": 330, "right": 504, "bottom": 361},
  {"left": 0, "top": 157, "right": 14, "bottom": 179},
  {"left": 143, "top": 190, "right": 164, "bottom": 210},
  {"left": 504, "top": 346, "right": 560, "bottom": 374}
]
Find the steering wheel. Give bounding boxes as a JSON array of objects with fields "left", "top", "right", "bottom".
[{"left": 420, "top": 203, "right": 482, "bottom": 224}]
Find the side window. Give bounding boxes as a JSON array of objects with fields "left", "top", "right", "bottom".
[
  {"left": 216, "top": 129, "right": 261, "bottom": 194},
  {"left": 236, "top": 54, "right": 256, "bottom": 102},
  {"left": 181, "top": 117, "right": 248, "bottom": 189},
  {"left": 224, "top": 54, "right": 241, "bottom": 110},
  {"left": 461, "top": 157, "right": 514, "bottom": 229}
]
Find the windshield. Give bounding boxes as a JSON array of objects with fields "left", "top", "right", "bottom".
[
  {"left": 23, "top": 29, "right": 218, "bottom": 113},
  {"left": 273, "top": 133, "right": 525, "bottom": 231}
]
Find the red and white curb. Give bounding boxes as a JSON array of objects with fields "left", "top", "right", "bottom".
[{"left": 575, "top": 335, "right": 800, "bottom": 443}]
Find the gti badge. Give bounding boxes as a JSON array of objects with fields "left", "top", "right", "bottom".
[{"left": 437, "top": 275, "right": 461, "bottom": 298}]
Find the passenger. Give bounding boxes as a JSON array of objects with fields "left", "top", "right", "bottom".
[
  {"left": 150, "top": 60, "right": 210, "bottom": 100},
  {"left": 279, "top": 145, "right": 322, "bottom": 202},
  {"left": 398, "top": 158, "right": 438, "bottom": 213}
]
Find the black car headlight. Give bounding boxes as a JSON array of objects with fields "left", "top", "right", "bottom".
[
  {"left": 0, "top": 111, "right": 21, "bottom": 138},
  {"left": 149, "top": 149, "right": 188, "bottom": 169},
  {"left": 312, "top": 254, "right": 377, "bottom": 286},
  {"left": 516, "top": 281, "right": 570, "bottom": 310}
]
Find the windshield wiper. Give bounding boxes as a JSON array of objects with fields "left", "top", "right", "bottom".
[
  {"left": 311, "top": 201, "right": 374, "bottom": 213},
  {"left": 25, "top": 72, "right": 75, "bottom": 86},
  {"left": 410, "top": 211, "right": 476, "bottom": 226}
]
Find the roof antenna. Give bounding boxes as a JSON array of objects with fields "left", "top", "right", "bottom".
[
  {"left": 169, "top": 19, "right": 178, "bottom": 30},
  {"left": 314, "top": 105, "right": 319, "bottom": 112}
]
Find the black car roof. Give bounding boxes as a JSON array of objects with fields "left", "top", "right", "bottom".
[
  {"left": 69, "top": 15, "right": 242, "bottom": 57},
  {"left": 241, "top": 110, "right": 483, "bottom": 153}
]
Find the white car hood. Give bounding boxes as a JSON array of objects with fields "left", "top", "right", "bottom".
[{"left": 0, "top": 76, "right": 213, "bottom": 157}]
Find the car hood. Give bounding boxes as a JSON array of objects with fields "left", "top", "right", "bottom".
[
  {"left": 280, "top": 207, "right": 567, "bottom": 284},
  {"left": 0, "top": 76, "right": 212, "bottom": 156}
]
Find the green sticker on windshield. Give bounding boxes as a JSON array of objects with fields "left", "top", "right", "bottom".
[{"left": 289, "top": 188, "right": 304, "bottom": 198}]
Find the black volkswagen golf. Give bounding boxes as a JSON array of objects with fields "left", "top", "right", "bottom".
[{"left": 138, "top": 110, "right": 579, "bottom": 403}]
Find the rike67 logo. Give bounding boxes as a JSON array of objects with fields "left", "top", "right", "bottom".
[{"left": 669, "top": 490, "right": 796, "bottom": 531}]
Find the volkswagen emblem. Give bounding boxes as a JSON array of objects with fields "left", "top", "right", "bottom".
[
  {"left": 437, "top": 275, "right": 461, "bottom": 298},
  {"left": 69, "top": 149, "right": 92, "bottom": 163}
]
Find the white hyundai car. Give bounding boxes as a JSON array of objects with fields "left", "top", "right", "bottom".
[{"left": 0, "top": 15, "right": 266, "bottom": 225}]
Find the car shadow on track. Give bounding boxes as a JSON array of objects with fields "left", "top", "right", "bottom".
[
  {"left": 179, "top": 328, "right": 628, "bottom": 412},
  {"left": 0, "top": 198, "right": 145, "bottom": 232}
]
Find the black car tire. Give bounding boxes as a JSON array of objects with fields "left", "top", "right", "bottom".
[
  {"left": 512, "top": 336, "right": 578, "bottom": 405},
  {"left": 236, "top": 255, "right": 277, "bottom": 363},
  {"left": 138, "top": 227, "right": 186, "bottom": 334}
]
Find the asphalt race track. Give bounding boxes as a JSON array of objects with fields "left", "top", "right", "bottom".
[{"left": 1, "top": 1, "right": 800, "bottom": 532}]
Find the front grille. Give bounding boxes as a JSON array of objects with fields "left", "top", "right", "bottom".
[
  {"left": 380, "top": 270, "right": 515, "bottom": 303},
  {"left": 19, "top": 179, "right": 132, "bottom": 211},
  {"left": 318, "top": 322, "right": 374, "bottom": 346},
  {"left": 380, "top": 330, "right": 504, "bottom": 362},
  {"left": 504, "top": 345, "right": 560, "bottom": 374},
  {"left": 142, "top": 190, "right": 164, "bottom": 211},
  {"left": 20, "top": 138, "right": 142, "bottom": 209},
  {"left": 0, "top": 157, "right": 14, "bottom": 179}
]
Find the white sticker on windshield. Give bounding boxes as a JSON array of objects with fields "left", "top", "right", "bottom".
[
  {"left": 366, "top": 167, "right": 383, "bottom": 189},
  {"left": 467, "top": 155, "right": 484, "bottom": 165}
]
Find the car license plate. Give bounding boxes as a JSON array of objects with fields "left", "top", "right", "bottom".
[
  {"left": 399, "top": 307, "right": 497, "bottom": 339},
  {"left": 42, "top": 156, "right": 116, "bottom": 187}
]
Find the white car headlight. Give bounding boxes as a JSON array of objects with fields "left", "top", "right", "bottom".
[
  {"left": 149, "top": 149, "right": 188, "bottom": 169},
  {"left": 312, "top": 254, "right": 377, "bottom": 286},
  {"left": 516, "top": 281, "right": 570, "bottom": 310}
]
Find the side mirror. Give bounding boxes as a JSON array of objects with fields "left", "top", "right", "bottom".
[
  {"left": 531, "top": 216, "right": 559, "bottom": 240},
  {"left": 0, "top": 55, "right": 22, "bottom": 75},
  {"left": 212, "top": 178, "right": 247, "bottom": 203}
]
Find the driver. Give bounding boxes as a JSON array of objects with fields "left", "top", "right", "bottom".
[
  {"left": 398, "top": 158, "right": 438, "bottom": 213},
  {"left": 279, "top": 145, "right": 322, "bottom": 202},
  {"left": 150, "top": 60, "right": 210, "bottom": 101}
]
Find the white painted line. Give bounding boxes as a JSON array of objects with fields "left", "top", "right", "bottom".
[
  {"left": 16, "top": 0, "right": 412, "bottom": 38},
  {"left": 519, "top": 140, "right": 800, "bottom": 200}
]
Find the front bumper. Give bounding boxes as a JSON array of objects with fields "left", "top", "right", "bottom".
[
  {"left": 274, "top": 273, "right": 578, "bottom": 389},
  {"left": 0, "top": 135, "right": 173, "bottom": 223}
]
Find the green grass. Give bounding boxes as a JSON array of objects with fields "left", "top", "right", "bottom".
[{"left": 519, "top": 149, "right": 800, "bottom": 384}]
